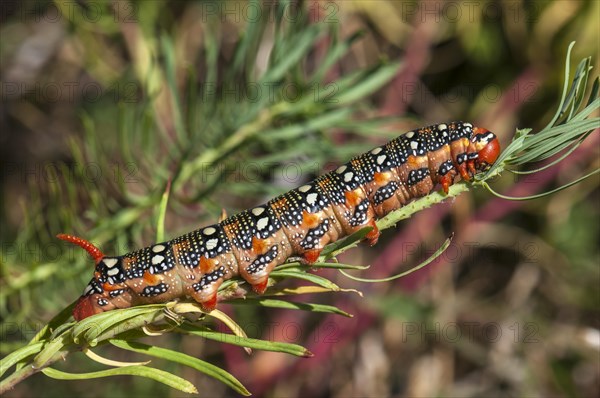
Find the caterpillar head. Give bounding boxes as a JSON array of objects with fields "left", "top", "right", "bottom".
[
  {"left": 469, "top": 127, "right": 500, "bottom": 171},
  {"left": 57, "top": 234, "right": 132, "bottom": 321}
]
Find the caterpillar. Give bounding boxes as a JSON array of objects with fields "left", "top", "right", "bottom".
[{"left": 59, "top": 121, "right": 500, "bottom": 321}]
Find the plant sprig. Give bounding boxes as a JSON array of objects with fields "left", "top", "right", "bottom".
[{"left": 477, "top": 42, "right": 599, "bottom": 200}]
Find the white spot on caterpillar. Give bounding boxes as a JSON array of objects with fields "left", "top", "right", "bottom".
[
  {"left": 464, "top": 122, "right": 473, "bottom": 127},
  {"left": 344, "top": 172, "right": 354, "bottom": 182},
  {"left": 438, "top": 123, "right": 447, "bottom": 131},
  {"left": 206, "top": 238, "right": 218, "bottom": 250},
  {"left": 371, "top": 147, "right": 383, "bottom": 155},
  {"left": 107, "top": 268, "right": 119, "bottom": 276},
  {"left": 405, "top": 131, "right": 415, "bottom": 138},
  {"left": 256, "top": 217, "right": 269, "bottom": 230},
  {"left": 152, "top": 255, "right": 164, "bottom": 265},
  {"left": 203, "top": 227, "right": 216, "bottom": 235},
  {"left": 306, "top": 193, "right": 318, "bottom": 205},
  {"left": 336, "top": 165, "right": 347, "bottom": 174},
  {"left": 410, "top": 141, "right": 419, "bottom": 150},
  {"left": 152, "top": 244, "right": 165, "bottom": 253},
  {"left": 83, "top": 284, "right": 93, "bottom": 295},
  {"left": 103, "top": 258, "right": 118, "bottom": 268},
  {"left": 298, "top": 185, "right": 312, "bottom": 193},
  {"left": 377, "top": 155, "right": 387, "bottom": 165},
  {"left": 251, "top": 207, "right": 265, "bottom": 216}
]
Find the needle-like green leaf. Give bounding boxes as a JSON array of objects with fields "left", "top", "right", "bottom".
[
  {"left": 42, "top": 366, "right": 198, "bottom": 394},
  {"left": 110, "top": 340, "right": 250, "bottom": 396}
]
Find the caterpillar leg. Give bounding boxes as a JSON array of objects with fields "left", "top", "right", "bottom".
[
  {"left": 365, "top": 219, "right": 380, "bottom": 246},
  {"left": 467, "top": 160, "right": 477, "bottom": 176},
  {"left": 180, "top": 258, "right": 227, "bottom": 313},
  {"left": 457, "top": 162, "right": 470, "bottom": 181},
  {"left": 199, "top": 291, "right": 218, "bottom": 312},
  {"left": 239, "top": 242, "right": 282, "bottom": 294},
  {"left": 187, "top": 277, "right": 223, "bottom": 313},
  {"left": 300, "top": 248, "right": 322, "bottom": 264},
  {"left": 251, "top": 278, "right": 270, "bottom": 295},
  {"left": 440, "top": 173, "right": 454, "bottom": 194}
]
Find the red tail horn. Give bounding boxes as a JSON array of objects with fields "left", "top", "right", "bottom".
[{"left": 57, "top": 233, "right": 105, "bottom": 263}]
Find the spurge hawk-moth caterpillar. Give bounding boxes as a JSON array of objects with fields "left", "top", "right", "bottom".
[{"left": 59, "top": 121, "right": 501, "bottom": 320}]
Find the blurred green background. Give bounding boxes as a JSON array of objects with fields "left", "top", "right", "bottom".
[{"left": 1, "top": 0, "right": 598, "bottom": 397}]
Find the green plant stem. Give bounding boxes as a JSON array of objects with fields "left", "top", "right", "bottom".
[
  {"left": 0, "top": 309, "right": 168, "bottom": 394},
  {"left": 0, "top": 348, "right": 69, "bottom": 395}
]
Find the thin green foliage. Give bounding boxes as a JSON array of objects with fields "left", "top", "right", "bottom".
[
  {"left": 42, "top": 366, "right": 198, "bottom": 395},
  {"left": 226, "top": 298, "right": 354, "bottom": 317},
  {"left": 109, "top": 340, "right": 250, "bottom": 396},
  {"left": 177, "top": 324, "right": 313, "bottom": 357},
  {"left": 340, "top": 235, "right": 453, "bottom": 283},
  {"left": 155, "top": 180, "right": 171, "bottom": 243},
  {"left": 478, "top": 42, "right": 599, "bottom": 201}
]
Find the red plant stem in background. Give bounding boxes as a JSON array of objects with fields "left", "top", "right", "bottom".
[
  {"left": 380, "top": 22, "right": 435, "bottom": 117},
  {"left": 479, "top": 67, "right": 539, "bottom": 132}
]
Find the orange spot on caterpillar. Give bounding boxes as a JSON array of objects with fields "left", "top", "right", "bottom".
[
  {"left": 199, "top": 256, "right": 214, "bottom": 274},
  {"left": 407, "top": 156, "right": 419, "bottom": 167},
  {"left": 373, "top": 172, "right": 389, "bottom": 185},
  {"left": 301, "top": 211, "right": 320, "bottom": 229},
  {"left": 252, "top": 236, "right": 269, "bottom": 255},
  {"left": 344, "top": 189, "right": 360, "bottom": 207},
  {"left": 102, "top": 282, "right": 123, "bottom": 292},
  {"left": 57, "top": 233, "right": 105, "bottom": 263},
  {"left": 143, "top": 271, "right": 159, "bottom": 285}
]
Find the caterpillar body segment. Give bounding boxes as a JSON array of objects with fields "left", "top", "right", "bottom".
[{"left": 61, "top": 121, "right": 500, "bottom": 321}]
